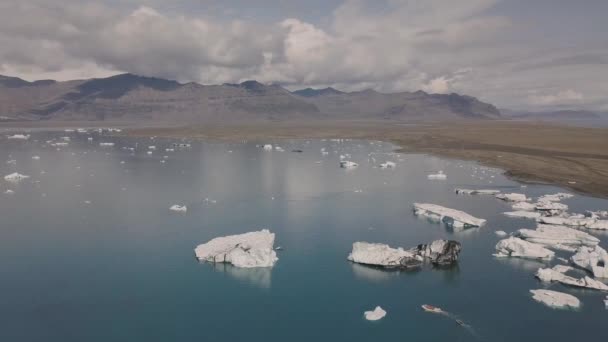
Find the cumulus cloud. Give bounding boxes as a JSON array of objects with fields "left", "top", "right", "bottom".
[{"left": 0, "top": 0, "right": 607, "bottom": 110}]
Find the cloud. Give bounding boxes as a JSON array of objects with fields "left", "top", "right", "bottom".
[
  {"left": 0, "top": 0, "right": 607, "bottom": 110},
  {"left": 528, "top": 90, "right": 584, "bottom": 106}
]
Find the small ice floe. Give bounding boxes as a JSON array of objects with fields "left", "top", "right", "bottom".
[
  {"left": 4, "top": 189, "right": 15, "bottom": 195},
  {"left": 530, "top": 289, "right": 580, "bottom": 309},
  {"left": 60, "top": 136, "right": 71, "bottom": 141},
  {"left": 503, "top": 211, "right": 542, "bottom": 219},
  {"left": 413, "top": 203, "right": 486, "bottom": 228},
  {"left": 7, "top": 134, "right": 30, "bottom": 140},
  {"left": 51, "top": 142, "right": 68, "bottom": 147},
  {"left": 495, "top": 230, "right": 508, "bottom": 237},
  {"left": 339, "top": 160, "right": 358, "bottom": 169},
  {"left": 31, "top": 156, "right": 40, "bottom": 160},
  {"left": 379, "top": 161, "right": 396, "bottom": 169},
  {"left": 537, "top": 193, "right": 574, "bottom": 202},
  {"left": 263, "top": 144, "right": 273, "bottom": 151},
  {"left": 494, "top": 237, "right": 554, "bottom": 259},
  {"left": 194, "top": 229, "right": 278, "bottom": 268},
  {"left": 169, "top": 205, "right": 187, "bottom": 213},
  {"left": 6, "top": 159, "right": 16, "bottom": 165},
  {"left": 274, "top": 146, "right": 284, "bottom": 152},
  {"left": 495, "top": 193, "right": 529, "bottom": 202},
  {"left": 422, "top": 304, "right": 443, "bottom": 313},
  {"left": 4, "top": 172, "right": 30, "bottom": 182},
  {"left": 512, "top": 202, "right": 537, "bottom": 211},
  {"left": 571, "top": 245, "right": 608, "bottom": 278},
  {"left": 515, "top": 224, "right": 599, "bottom": 251},
  {"left": 536, "top": 265, "right": 608, "bottom": 291},
  {"left": 347, "top": 240, "right": 461, "bottom": 268},
  {"left": 147, "top": 151, "right": 153, "bottom": 155},
  {"left": 364, "top": 306, "right": 387, "bottom": 321},
  {"left": 165, "top": 148, "right": 175, "bottom": 152},
  {"left": 148, "top": 146, "right": 156, "bottom": 150},
  {"left": 537, "top": 216, "right": 596, "bottom": 227},
  {"left": 455, "top": 188, "right": 500, "bottom": 195},
  {"left": 427, "top": 171, "right": 447, "bottom": 180},
  {"left": 99, "top": 142, "right": 114, "bottom": 147}
]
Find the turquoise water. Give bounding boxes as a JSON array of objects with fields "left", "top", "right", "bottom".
[{"left": 0, "top": 131, "right": 607, "bottom": 342}]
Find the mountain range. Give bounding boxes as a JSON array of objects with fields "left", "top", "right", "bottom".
[{"left": 0, "top": 73, "right": 502, "bottom": 122}]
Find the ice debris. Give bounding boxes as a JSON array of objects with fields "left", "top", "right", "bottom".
[
  {"left": 413, "top": 203, "right": 486, "bottom": 228},
  {"left": 194, "top": 229, "right": 278, "bottom": 268}
]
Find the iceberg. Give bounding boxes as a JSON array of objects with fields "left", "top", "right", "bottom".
[
  {"left": 263, "top": 144, "right": 273, "bottom": 151},
  {"left": 169, "top": 205, "right": 187, "bottom": 213},
  {"left": 427, "top": 171, "right": 447, "bottom": 180},
  {"left": 530, "top": 289, "right": 580, "bottom": 309},
  {"left": 4, "top": 172, "right": 30, "bottom": 182},
  {"left": 503, "top": 211, "right": 542, "bottom": 219},
  {"left": 364, "top": 306, "right": 387, "bottom": 321},
  {"left": 194, "top": 229, "right": 278, "bottom": 268},
  {"left": 412, "top": 240, "right": 462, "bottom": 265},
  {"left": 379, "top": 161, "right": 396, "bottom": 169},
  {"left": 7, "top": 134, "right": 29, "bottom": 140},
  {"left": 455, "top": 188, "right": 500, "bottom": 195},
  {"left": 340, "top": 160, "right": 359, "bottom": 169},
  {"left": 496, "top": 193, "right": 529, "bottom": 202},
  {"left": 494, "top": 237, "right": 554, "bottom": 259},
  {"left": 347, "top": 242, "right": 419, "bottom": 268},
  {"left": 571, "top": 246, "right": 608, "bottom": 278},
  {"left": 536, "top": 266, "right": 608, "bottom": 291},
  {"left": 413, "top": 203, "right": 486, "bottom": 228},
  {"left": 516, "top": 224, "right": 599, "bottom": 249}
]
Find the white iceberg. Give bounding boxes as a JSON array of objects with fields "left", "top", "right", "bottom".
[
  {"left": 496, "top": 193, "right": 529, "bottom": 202},
  {"left": 530, "top": 289, "right": 580, "bottom": 309},
  {"left": 364, "top": 306, "right": 387, "bottom": 321},
  {"left": 7, "top": 134, "right": 29, "bottom": 140},
  {"left": 536, "top": 265, "right": 608, "bottom": 291},
  {"left": 427, "top": 171, "right": 447, "bottom": 180},
  {"left": 503, "top": 211, "right": 542, "bottom": 219},
  {"left": 379, "top": 161, "right": 396, "bottom": 169},
  {"left": 516, "top": 224, "right": 599, "bottom": 249},
  {"left": 413, "top": 203, "right": 486, "bottom": 228},
  {"left": 571, "top": 246, "right": 608, "bottom": 278},
  {"left": 169, "top": 205, "right": 187, "bottom": 213},
  {"left": 194, "top": 229, "right": 278, "bottom": 268},
  {"left": 455, "top": 188, "right": 500, "bottom": 195},
  {"left": 4, "top": 172, "right": 30, "bottom": 182},
  {"left": 340, "top": 160, "right": 358, "bottom": 169},
  {"left": 494, "top": 237, "right": 554, "bottom": 259},
  {"left": 263, "top": 144, "right": 273, "bottom": 151},
  {"left": 347, "top": 242, "right": 417, "bottom": 267}
]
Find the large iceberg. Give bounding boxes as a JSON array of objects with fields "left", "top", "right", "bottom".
[
  {"left": 347, "top": 242, "right": 420, "bottom": 268},
  {"left": 413, "top": 203, "right": 486, "bottom": 228},
  {"left": 4, "top": 172, "right": 30, "bottom": 182},
  {"left": 530, "top": 289, "right": 580, "bottom": 309},
  {"left": 194, "top": 229, "right": 278, "bottom": 268},
  {"left": 571, "top": 246, "right": 608, "bottom": 278},
  {"left": 536, "top": 265, "right": 608, "bottom": 291},
  {"left": 494, "top": 237, "right": 554, "bottom": 259},
  {"left": 516, "top": 224, "right": 599, "bottom": 250}
]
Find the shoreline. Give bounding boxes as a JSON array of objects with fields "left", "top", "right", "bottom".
[{"left": 3, "top": 120, "right": 608, "bottom": 199}]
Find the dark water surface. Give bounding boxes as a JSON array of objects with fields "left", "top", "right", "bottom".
[{"left": 1, "top": 130, "right": 607, "bottom": 342}]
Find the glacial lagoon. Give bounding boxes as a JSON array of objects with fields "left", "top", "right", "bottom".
[{"left": 1, "top": 130, "right": 607, "bottom": 342}]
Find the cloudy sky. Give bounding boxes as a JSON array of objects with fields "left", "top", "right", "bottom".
[{"left": 1, "top": 0, "right": 607, "bottom": 110}]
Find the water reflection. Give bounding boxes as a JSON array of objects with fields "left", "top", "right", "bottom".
[
  {"left": 495, "top": 257, "right": 551, "bottom": 272},
  {"left": 350, "top": 263, "right": 419, "bottom": 283},
  {"left": 211, "top": 263, "right": 272, "bottom": 289}
]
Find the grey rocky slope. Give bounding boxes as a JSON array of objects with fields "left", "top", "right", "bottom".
[{"left": 0, "top": 73, "right": 500, "bottom": 122}]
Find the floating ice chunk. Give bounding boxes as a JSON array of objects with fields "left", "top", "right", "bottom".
[
  {"left": 7, "top": 134, "right": 29, "bottom": 140},
  {"left": 427, "top": 171, "right": 447, "bottom": 180},
  {"left": 274, "top": 146, "right": 284, "bottom": 152},
  {"left": 530, "top": 289, "right": 580, "bottom": 309},
  {"left": 413, "top": 240, "right": 462, "bottom": 265},
  {"left": 496, "top": 193, "right": 529, "bottom": 202},
  {"left": 31, "top": 156, "right": 40, "bottom": 160},
  {"left": 51, "top": 142, "right": 68, "bottom": 147},
  {"left": 413, "top": 203, "right": 486, "bottom": 228},
  {"left": 494, "top": 237, "right": 554, "bottom": 259},
  {"left": 379, "top": 161, "right": 396, "bottom": 169},
  {"left": 537, "top": 216, "right": 595, "bottom": 227},
  {"left": 169, "top": 205, "right": 187, "bottom": 213},
  {"left": 4, "top": 189, "right": 15, "bottom": 195},
  {"left": 194, "top": 229, "right": 278, "bottom": 268},
  {"left": 99, "top": 142, "right": 114, "bottom": 147},
  {"left": 263, "top": 144, "right": 273, "bottom": 151},
  {"left": 148, "top": 146, "right": 156, "bottom": 150},
  {"left": 535, "top": 201, "right": 568, "bottom": 212},
  {"left": 571, "top": 246, "right": 608, "bottom": 278},
  {"left": 538, "top": 193, "right": 574, "bottom": 202},
  {"left": 495, "top": 230, "right": 508, "bottom": 237},
  {"left": 347, "top": 242, "right": 417, "bottom": 267},
  {"left": 536, "top": 266, "right": 608, "bottom": 291},
  {"left": 587, "top": 220, "right": 608, "bottom": 230},
  {"left": 364, "top": 306, "right": 387, "bottom": 321},
  {"left": 516, "top": 224, "right": 599, "bottom": 249},
  {"left": 4, "top": 172, "right": 30, "bottom": 182},
  {"left": 455, "top": 188, "right": 500, "bottom": 195},
  {"left": 503, "top": 211, "right": 542, "bottom": 219},
  {"left": 512, "top": 202, "right": 537, "bottom": 211},
  {"left": 340, "top": 161, "right": 358, "bottom": 169}
]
